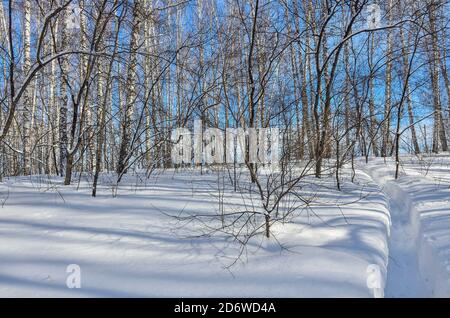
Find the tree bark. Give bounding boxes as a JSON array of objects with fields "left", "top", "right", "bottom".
[
  {"left": 22, "top": 0, "right": 32, "bottom": 175},
  {"left": 117, "top": 1, "right": 140, "bottom": 175}
]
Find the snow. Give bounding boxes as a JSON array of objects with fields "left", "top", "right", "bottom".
[
  {"left": 0, "top": 154, "right": 449, "bottom": 298},
  {"left": 363, "top": 154, "right": 450, "bottom": 297},
  {"left": 0, "top": 167, "right": 390, "bottom": 297}
]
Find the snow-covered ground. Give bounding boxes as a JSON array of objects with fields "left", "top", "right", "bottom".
[
  {"left": 0, "top": 154, "right": 449, "bottom": 298},
  {"left": 363, "top": 154, "right": 450, "bottom": 298},
  {"left": 0, "top": 167, "right": 390, "bottom": 297}
]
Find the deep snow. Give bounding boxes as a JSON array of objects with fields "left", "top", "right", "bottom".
[
  {"left": 363, "top": 155, "right": 450, "bottom": 297},
  {"left": 0, "top": 167, "right": 390, "bottom": 297},
  {"left": 0, "top": 154, "right": 449, "bottom": 298}
]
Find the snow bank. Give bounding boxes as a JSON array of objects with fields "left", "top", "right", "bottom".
[
  {"left": 0, "top": 170, "right": 390, "bottom": 297},
  {"left": 364, "top": 158, "right": 450, "bottom": 297}
]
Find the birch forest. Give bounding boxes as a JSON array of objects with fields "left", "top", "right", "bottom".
[
  {"left": 0, "top": 0, "right": 448, "bottom": 187},
  {"left": 1, "top": 0, "right": 450, "bottom": 299}
]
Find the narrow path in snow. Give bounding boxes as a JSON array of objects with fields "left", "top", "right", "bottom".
[
  {"left": 360, "top": 163, "right": 431, "bottom": 297},
  {"left": 383, "top": 194, "right": 429, "bottom": 297}
]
